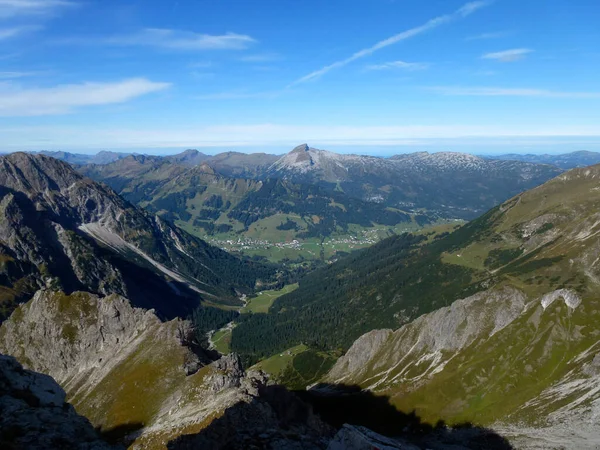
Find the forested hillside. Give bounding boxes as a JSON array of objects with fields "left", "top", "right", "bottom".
[{"left": 231, "top": 218, "right": 492, "bottom": 362}]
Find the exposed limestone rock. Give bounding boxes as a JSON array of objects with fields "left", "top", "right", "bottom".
[
  {"left": 0, "top": 290, "right": 162, "bottom": 389},
  {"left": 0, "top": 354, "right": 113, "bottom": 450},
  {"left": 540, "top": 289, "right": 581, "bottom": 310},
  {"left": 324, "top": 286, "right": 528, "bottom": 388},
  {"left": 325, "top": 329, "right": 392, "bottom": 383}
]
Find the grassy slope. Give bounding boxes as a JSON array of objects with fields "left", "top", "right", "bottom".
[
  {"left": 320, "top": 165, "right": 600, "bottom": 427},
  {"left": 241, "top": 283, "right": 299, "bottom": 314}
]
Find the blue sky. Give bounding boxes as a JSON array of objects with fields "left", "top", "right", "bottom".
[{"left": 1, "top": 0, "right": 599, "bottom": 155}]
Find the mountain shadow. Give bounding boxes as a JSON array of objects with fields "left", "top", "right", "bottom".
[
  {"left": 300, "top": 384, "right": 514, "bottom": 449},
  {"left": 166, "top": 382, "right": 513, "bottom": 449},
  {"left": 167, "top": 383, "right": 334, "bottom": 449},
  {"left": 98, "top": 422, "right": 143, "bottom": 446}
]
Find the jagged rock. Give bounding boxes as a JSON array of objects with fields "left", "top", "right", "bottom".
[
  {"left": 0, "top": 354, "right": 113, "bottom": 450},
  {"left": 0, "top": 291, "right": 332, "bottom": 448}
]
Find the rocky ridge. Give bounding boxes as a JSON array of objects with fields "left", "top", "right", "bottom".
[{"left": 0, "top": 290, "right": 331, "bottom": 449}]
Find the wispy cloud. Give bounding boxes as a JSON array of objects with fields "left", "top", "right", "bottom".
[
  {"left": 62, "top": 29, "right": 257, "bottom": 51},
  {"left": 482, "top": 48, "right": 532, "bottom": 62},
  {"left": 429, "top": 86, "right": 600, "bottom": 98},
  {"left": 0, "top": 78, "right": 170, "bottom": 116},
  {"left": 0, "top": 26, "right": 39, "bottom": 40},
  {"left": 239, "top": 53, "right": 281, "bottom": 63},
  {"left": 0, "top": 0, "right": 75, "bottom": 18},
  {"left": 195, "top": 90, "right": 283, "bottom": 100},
  {"left": 0, "top": 71, "right": 40, "bottom": 79},
  {"left": 289, "top": 1, "right": 492, "bottom": 86},
  {"left": 366, "top": 60, "right": 429, "bottom": 71},
  {"left": 466, "top": 30, "right": 512, "bottom": 41}
]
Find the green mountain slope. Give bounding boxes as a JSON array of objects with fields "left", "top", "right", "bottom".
[
  {"left": 313, "top": 164, "right": 600, "bottom": 438},
  {"left": 231, "top": 164, "right": 600, "bottom": 366}
]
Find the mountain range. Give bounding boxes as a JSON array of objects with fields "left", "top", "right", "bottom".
[
  {"left": 67, "top": 145, "right": 565, "bottom": 270},
  {"left": 3, "top": 148, "right": 600, "bottom": 448},
  {"left": 0, "top": 153, "right": 277, "bottom": 321},
  {"left": 485, "top": 150, "right": 600, "bottom": 169},
  {"left": 78, "top": 145, "right": 563, "bottom": 221}
]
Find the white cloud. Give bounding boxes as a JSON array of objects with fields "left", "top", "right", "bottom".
[
  {"left": 0, "top": 0, "right": 75, "bottom": 18},
  {"left": 429, "top": 86, "right": 600, "bottom": 98},
  {"left": 104, "top": 28, "right": 256, "bottom": 51},
  {"left": 289, "top": 1, "right": 491, "bottom": 86},
  {"left": 0, "top": 26, "right": 39, "bottom": 40},
  {"left": 482, "top": 48, "right": 532, "bottom": 62},
  {"left": 0, "top": 78, "right": 171, "bottom": 116},
  {"left": 366, "top": 60, "right": 429, "bottom": 71}
]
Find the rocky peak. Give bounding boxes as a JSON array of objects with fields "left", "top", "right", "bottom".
[
  {"left": 0, "top": 153, "right": 82, "bottom": 194},
  {"left": 291, "top": 143, "right": 310, "bottom": 153},
  {"left": 196, "top": 162, "right": 217, "bottom": 176}
]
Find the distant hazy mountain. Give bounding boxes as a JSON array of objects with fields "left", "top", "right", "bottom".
[
  {"left": 0, "top": 153, "right": 276, "bottom": 320},
  {"left": 164, "top": 149, "right": 211, "bottom": 166},
  {"left": 80, "top": 155, "right": 433, "bottom": 247},
  {"left": 39, "top": 150, "right": 132, "bottom": 165},
  {"left": 206, "top": 151, "right": 280, "bottom": 178},
  {"left": 265, "top": 144, "right": 563, "bottom": 219},
  {"left": 484, "top": 150, "right": 600, "bottom": 169}
]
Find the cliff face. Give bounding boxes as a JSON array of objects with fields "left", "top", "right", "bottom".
[
  {"left": 0, "top": 354, "right": 113, "bottom": 450},
  {"left": 0, "top": 290, "right": 331, "bottom": 449}
]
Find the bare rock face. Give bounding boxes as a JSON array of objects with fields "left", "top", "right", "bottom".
[
  {"left": 324, "top": 286, "right": 528, "bottom": 388},
  {"left": 0, "top": 354, "right": 113, "bottom": 450},
  {"left": 325, "top": 329, "right": 392, "bottom": 383},
  {"left": 0, "top": 290, "right": 162, "bottom": 389}
]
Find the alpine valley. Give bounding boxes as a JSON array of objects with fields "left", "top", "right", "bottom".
[
  {"left": 2, "top": 148, "right": 600, "bottom": 449},
  {"left": 76, "top": 145, "right": 562, "bottom": 264}
]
